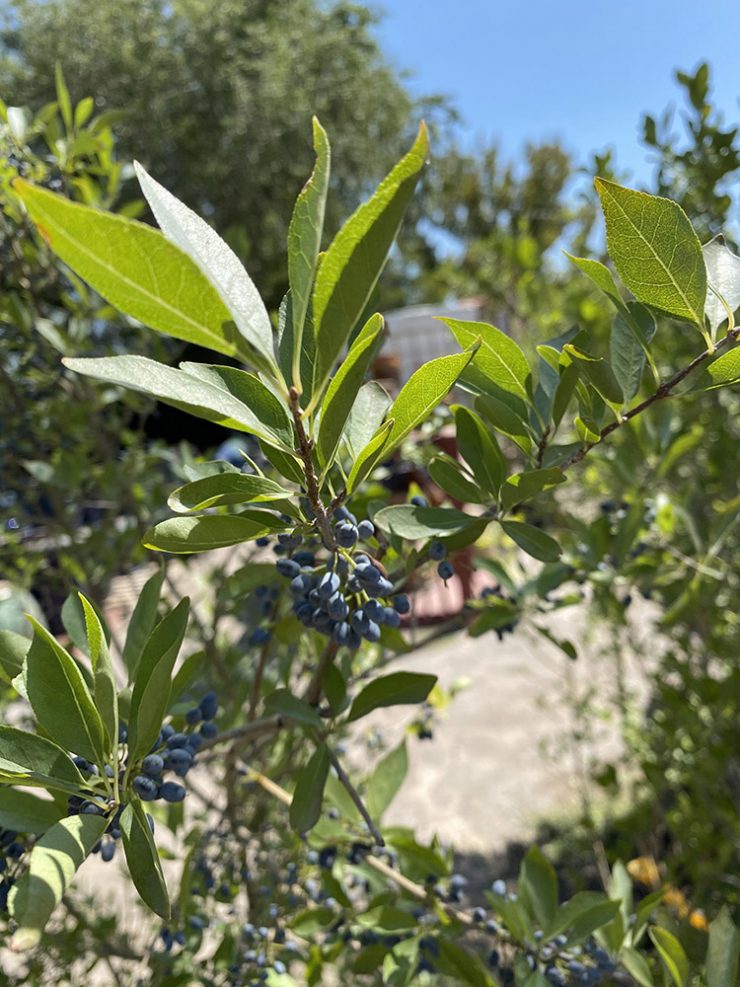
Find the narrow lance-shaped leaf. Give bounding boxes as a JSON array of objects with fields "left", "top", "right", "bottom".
[
  {"left": 706, "top": 906, "right": 739, "bottom": 987},
  {"left": 143, "top": 511, "right": 288, "bottom": 554},
  {"left": 499, "top": 520, "right": 561, "bottom": 563},
  {"left": 312, "top": 123, "right": 428, "bottom": 399},
  {"left": 9, "top": 814, "right": 108, "bottom": 950},
  {"left": 79, "top": 594, "right": 118, "bottom": 756},
  {"left": 610, "top": 304, "right": 656, "bottom": 404},
  {"left": 317, "top": 313, "right": 384, "bottom": 468},
  {"left": 428, "top": 454, "right": 486, "bottom": 504},
  {"left": 346, "top": 418, "right": 394, "bottom": 494},
  {"left": 648, "top": 926, "right": 689, "bottom": 987},
  {"left": 347, "top": 672, "right": 437, "bottom": 722},
  {"left": 122, "top": 565, "right": 165, "bottom": 680},
  {"left": 14, "top": 180, "right": 241, "bottom": 357},
  {"left": 134, "top": 162, "right": 276, "bottom": 372},
  {"left": 563, "top": 344, "right": 623, "bottom": 407},
  {"left": 454, "top": 405, "right": 506, "bottom": 498},
  {"left": 0, "top": 789, "right": 64, "bottom": 835},
  {"left": 167, "top": 473, "right": 291, "bottom": 512},
  {"left": 365, "top": 740, "right": 408, "bottom": 820},
  {"left": 374, "top": 504, "right": 483, "bottom": 541},
  {"left": 344, "top": 380, "right": 392, "bottom": 458},
  {"left": 63, "top": 356, "right": 293, "bottom": 448},
  {"left": 289, "top": 743, "right": 331, "bottom": 834},
  {"left": 0, "top": 725, "right": 85, "bottom": 791},
  {"left": 288, "top": 117, "right": 330, "bottom": 389},
  {"left": 564, "top": 252, "right": 626, "bottom": 309},
  {"left": 25, "top": 617, "right": 106, "bottom": 765},
  {"left": 595, "top": 178, "right": 706, "bottom": 326},
  {"left": 121, "top": 801, "right": 170, "bottom": 919}
]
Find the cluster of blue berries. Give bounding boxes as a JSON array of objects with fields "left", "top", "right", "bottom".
[
  {"left": 272, "top": 507, "right": 411, "bottom": 649},
  {"left": 131, "top": 691, "right": 219, "bottom": 804},
  {"left": 0, "top": 828, "right": 28, "bottom": 912}
]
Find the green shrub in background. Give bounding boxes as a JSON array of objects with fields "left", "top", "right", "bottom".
[{"left": 0, "top": 107, "right": 738, "bottom": 986}]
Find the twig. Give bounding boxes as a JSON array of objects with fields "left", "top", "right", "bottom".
[
  {"left": 248, "top": 636, "right": 273, "bottom": 720},
  {"left": 325, "top": 745, "right": 385, "bottom": 847},
  {"left": 535, "top": 425, "right": 551, "bottom": 468},
  {"left": 289, "top": 387, "right": 336, "bottom": 549},
  {"left": 304, "top": 641, "right": 337, "bottom": 707},
  {"left": 198, "top": 714, "right": 284, "bottom": 752},
  {"left": 562, "top": 332, "right": 739, "bottom": 470}
]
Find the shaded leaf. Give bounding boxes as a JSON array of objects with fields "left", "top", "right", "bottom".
[
  {"left": 648, "top": 926, "right": 689, "bottom": 987},
  {"left": 79, "top": 594, "right": 118, "bottom": 755},
  {"left": 264, "top": 688, "right": 322, "bottom": 728},
  {"left": 142, "top": 512, "right": 287, "bottom": 553},
  {"left": 121, "top": 801, "right": 170, "bottom": 919},
  {"left": 499, "top": 521, "right": 561, "bottom": 562},
  {"left": 706, "top": 906, "right": 739, "bottom": 987},
  {"left": 347, "top": 672, "right": 437, "bottom": 722},
  {"left": 374, "top": 504, "right": 484, "bottom": 541},
  {"left": 122, "top": 565, "right": 165, "bottom": 680},
  {"left": 289, "top": 743, "right": 330, "bottom": 833},
  {"left": 168, "top": 473, "right": 291, "bottom": 512},
  {"left": 0, "top": 789, "right": 64, "bottom": 834},
  {"left": 365, "top": 740, "right": 408, "bottom": 820}
]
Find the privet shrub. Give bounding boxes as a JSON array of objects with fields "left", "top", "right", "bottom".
[{"left": 1, "top": 117, "right": 739, "bottom": 986}]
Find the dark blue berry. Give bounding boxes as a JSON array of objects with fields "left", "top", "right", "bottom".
[
  {"left": 437, "top": 560, "right": 454, "bottom": 581},
  {"left": 160, "top": 781, "right": 186, "bottom": 803},
  {"left": 429, "top": 540, "right": 447, "bottom": 560},
  {"left": 167, "top": 732, "right": 190, "bottom": 750},
  {"left": 357, "top": 519, "right": 375, "bottom": 539},
  {"left": 336, "top": 522, "right": 358, "bottom": 547},
  {"left": 187, "top": 732, "right": 204, "bottom": 752},
  {"left": 168, "top": 748, "right": 194, "bottom": 776},
  {"left": 249, "top": 627, "right": 271, "bottom": 645},
  {"left": 200, "top": 721, "right": 218, "bottom": 739},
  {"left": 101, "top": 841, "right": 116, "bottom": 863},
  {"left": 276, "top": 558, "right": 300, "bottom": 578},
  {"left": 394, "top": 594, "right": 410, "bottom": 614},
  {"left": 333, "top": 622, "right": 351, "bottom": 646},
  {"left": 327, "top": 594, "right": 349, "bottom": 620},
  {"left": 381, "top": 606, "right": 401, "bottom": 628},
  {"left": 318, "top": 571, "right": 340, "bottom": 599},
  {"left": 199, "top": 691, "right": 218, "bottom": 720},
  {"left": 133, "top": 775, "right": 159, "bottom": 801},
  {"left": 142, "top": 754, "right": 165, "bottom": 777},
  {"left": 411, "top": 495, "right": 428, "bottom": 507},
  {"left": 363, "top": 620, "right": 381, "bottom": 643},
  {"left": 185, "top": 706, "right": 203, "bottom": 725},
  {"left": 255, "top": 536, "right": 270, "bottom": 547}
]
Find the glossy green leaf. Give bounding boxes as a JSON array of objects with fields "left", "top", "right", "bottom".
[
  {"left": 317, "top": 313, "right": 384, "bottom": 468},
  {"left": 428, "top": 454, "right": 486, "bottom": 504},
  {"left": 9, "top": 813, "right": 107, "bottom": 950},
  {"left": 127, "top": 599, "right": 189, "bottom": 762},
  {"left": 142, "top": 511, "right": 287, "bottom": 553},
  {"left": 441, "top": 317, "right": 531, "bottom": 415},
  {"left": 0, "top": 726, "right": 85, "bottom": 790},
  {"left": 501, "top": 469, "right": 566, "bottom": 510},
  {"left": 374, "top": 504, "right": 484, "bottom": 541},
  {"left": 0, "top": 789, "right": 64, "bottom": 834},
  {"left": 519, "top": 845, "right": 558, "bottom": 928},
  {"left": 178, "top": 363, "right": 294, "bottom": 449},
  {"left": 79, "top": 594, "right": 118, "bottom": 756},
  {"left": 61, "top": 590, "right": 107, "bottom": 656},
  {"left": 263, "top": 688, "right": 322, "bottom": 728},
  {"left": 620, "top": 947, "right": 654, "bottom": 987},
  {"left": 706, "top": 906, "right": 739, "bottom": 987},
  {"left": 289, "top": 743, "right": 331, "bottom": 833},
  {"left": 564, "top": 344, "right": 623, "bottom": 406},
  {"left": 0, "top": 630, "right": 29, "bottom": 684},
  {"left": 312, "top": 123, "right": 428, "bottom": 396},
  {"left": 454, "top": 405, "right": 506, "bottom": 497},
  {"left": 121, "top": 801, "right": 170, "bottom": 919},
  {"left": 475, "top": 393, "right": 533, "bottom": 454},
  {"left": 595, "top": 178, "right": 706, "bottom": 325},
  {"left": 259, "top": 440, "right": 306, "bottom": 485},
  {"left": 15, "top": 180, "right": 241, "bottom": 356},
  {"left": 288, "top": 117, "right": 330, "bottom": 388},
  {"left": 691, "top": 346, "right": 740, "bottom": 391},
  {"left": 564, "top": 252, "right": 625, "bottom": 309},
  {"left": 25, "top": 618, "right": 106, "bottom": 765},
  {"left": 167, "top": 473, "right": 291, "bottom": 512},
  {"left": 64, "top": 356, "right": 292, "bottom": 447},
  {"left": 122, "top": 565, "right": 165, "bottom": 680},
  {"left": 347, "top": 672, "right": 437, "bottom": 722},
  {"left": 134, "top": 162, "right": 275, "bottom": 371},
  {"left": 346, "top": 418, "right": 394, "bottom": 494},
  {"left": 703, "top": 235, "right": 740, "bottom": 332},
  {"left": 500, "top": 520, "right": 561, "bottom": 562},
  {"left": 344, "top": 380, "right": 392, "bottom": 458},
  {"left": 649, "top": 926, "right": 689, "bottom": 987},
  {"left": 365, "top": 740, "right": 408, "bottom": 820}
]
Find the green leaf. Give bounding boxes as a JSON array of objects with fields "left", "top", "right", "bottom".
[
  {"left": 563, "top": 344, "right": 623, "bottom": 406},
  {"left": 0, "top": 726, "right": 85, "bottom": 791},
  {"left": 167, "top": 473, "right": 291, "bottom": 512},
  {"left": 79, "top": 594, "right": 118, "bottom": 756},
  {"left": 475, "top": 393, "right": 533, "bottom": 454},
  {"left": 454, "top": 405, "right": 506, "bottom": 498},
  {"left": 564, "top": 252, "right": 625, "bottom": 309},
  {"left": 706, "top": 906, "right": 739, "bottom": 987},
  {"left": 619, "top": 947, "right": 654, "bottom": 987},
  {"left": 428, "top": 454, "right": 486, "bottom": 504},
  {"left": 134, "top": 162, "right": 275, "bottom": 371},
  {"left": 61, "top": 591, "right": 108, "bottom": 656},
  {"left": 0, "top": 629, "right": 29, "bottom": 684},
  {"left": 259, "top": 440, "right": 306, "bottom": 485},
  {"left": 344, "top": 381, "right": 392, "bottom": 458},
  {"left": 499, "top": 521, "right": 561, "bottom": 562},
  {"left": 288, "top": 117, "right": 330, "bottom": 389},
  {"left": 469, "top": 598, "right": 519, "bottom": 638},
  {"left": 289, "top": 743, "right": 331, "bottom": 833},
  {"left": 127, "top": 599, "right": 189, "bottom": 762},
  {"left": 317, "top": 313, "right": 384, "bottom": 468},
  {"left": 703, "top": 235, "right": 740, "bottom": 332},
  {"left": 9, "top": 813, "right": 107, "bottom": 950},
  {"left": 347, "top": 672, "right": 437, "bottom": 722},
  {"left": 263, "top": 688, "right": 322, "bottom": 728},
  {"left": 441, "top": 317, "right": 531, "bottom": 416},
  {"left": 648, "top": 926, "right": 689, "bottom": 987},
  {"left": 374, "top": 504, "right": 484, "bottom": 541},
  {"left": 0, "top": 789, "right": 64, "bottom": 834},
  {"left": 312, "top": 123, "right": 428, "bottom": 397},
  {"left": 365, "top": 740, "right": 408, "bottom": 820},
  {"left": 54, "top": 62, "right": 72, "bottom": 130},
  {"left": 25, "top": 618, "right": 106, "bottom": 765},
  {"left": 121, "top": 801, "right": 170, "bottom": 919},
  {"left": 544, "top": 892, "right": 620, "bottom": 943},
  {"left": 610, "top": 306, "right": 656, "bottom": 403},
  {"left": 63, "top": 356, "right": 292, "bottom": 447},
  {"left": 179, "top": 363, "right": 294, "bottom": 449},
  {"left": 519, "top": 845, "right": 558, "bottom": 928},
  {"left": 142, "top": 511, "right": 287, "bottom": 553},
  {"left": 501, "top": 469, "right": 566, "bottom": 510},
  {"left": 595, "top": 178, "right": 706, "bottom": 325},
  {"left": 437, "top": 939, "right": 495, "bottom": 987},
  {"left": 122, "top": 565, "right": 165, "bottom": 680},
  {"left": 15, "top": 180, "right": 241, "bottom": 357},
  {"left": 691, "top": 347, "right": 740, "bottom": 391},
  {"left": 346, "top": 418, "right": 395, "bottom": 494}
]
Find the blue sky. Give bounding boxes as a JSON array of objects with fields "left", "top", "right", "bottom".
[{"left": 374, "top": 0, "right": 740, "bottom": 183}]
